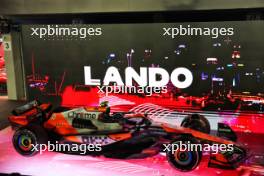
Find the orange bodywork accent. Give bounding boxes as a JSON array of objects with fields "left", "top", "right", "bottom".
[
  {"left": 39, "top": 103, "right": 51, "bottom": 110},
  {"left": 124, "top": 113, "right": 145, "bottom": 118},
  {"left": 212, "top": 153, "right": 229, "bottom": 163},
  {"left": 9, "top": 103, "right": 52, "bottom": 127},
  {"left": 109, "top": 133, "right": 132, "bottom": 141},
  {"left": 210, "top": 159, "right": 230, "bottom": 167},
  {"left": 209, "top": 155, "right": 231, "bottom": 168},
  {"left": 84, "top": 107, "right": 106, "bottom": 112},
  {"left": 8, "top": 115, "right": 28, "bottom": 126},
  {"left": 142, "top": 148, "right": 159, "bottom": 155},
  {"left": 64, "top": 136, "right": 82, "bottom": 143},
  {"left": 162, "top": 124, "right": 234, "bottom": 145}
]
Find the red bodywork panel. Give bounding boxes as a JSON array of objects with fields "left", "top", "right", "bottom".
[{"left": 8, "top": 103, "right": 52, "bottom": 127}]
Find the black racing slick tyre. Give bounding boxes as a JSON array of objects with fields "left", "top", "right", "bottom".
[
  {"left": 166, "top": 136, "right": 202, "bottom": 172},
  {"left": 181, "top": 114, "right": 211, "bottom": 134},
  {"left": 12, "top": 125, "right": 48, "bottom": 156}
]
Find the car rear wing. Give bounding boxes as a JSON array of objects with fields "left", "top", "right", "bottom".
[{"left": 11, "top": 100, "right": 40, "bottom": 116}]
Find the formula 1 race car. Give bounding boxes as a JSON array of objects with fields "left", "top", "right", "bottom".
[{"left": 9, "top": 100, "right": 247, "bottom": 171}]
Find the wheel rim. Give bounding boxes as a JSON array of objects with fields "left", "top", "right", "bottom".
[
  {"left": 17, "top": 132, "right": 35, "bottom": 152},
  {"left": 174, "top": 150, "right": 193, "bottom": 166},
  {"left": 167, "top": 138, "right": 202, "bottom": 171}
]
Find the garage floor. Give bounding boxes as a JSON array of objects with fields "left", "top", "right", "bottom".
[
  {"left": 0, "top": 126, "right": 264, "bottom": 176},
  {"left": 0, "top": 126, "right": 253, "bottom": 176},
  {"left": 0, "top": 96, "right": 25, "bottom": 130}
]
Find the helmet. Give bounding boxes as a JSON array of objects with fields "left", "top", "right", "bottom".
[{"left": 100, "top": 101, "right": 109, "bottom": 107}]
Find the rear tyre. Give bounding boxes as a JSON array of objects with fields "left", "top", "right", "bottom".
[
  {"left": 12, "top": 125, "right": 48, "bottom": 156},
  {"left": 181, "top": 114, "right": 210, "bottom": 134},
  {"left": 166, "top": 136, "right": 202, "bottom": 172}
]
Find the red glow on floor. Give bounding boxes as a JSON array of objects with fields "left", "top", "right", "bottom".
[{"left": 1, "top": 127, "right": 262, "bottom": 176}]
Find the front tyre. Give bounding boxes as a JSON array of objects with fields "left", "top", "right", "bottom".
[
  {"left": 166, "top": 136, "right": 202, "bottom": 172},
  {"left": 12, "top": 125, "right": 48, "bottom": 156}
]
